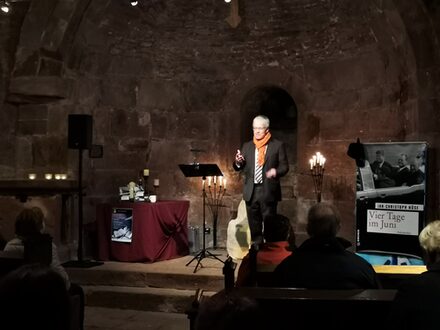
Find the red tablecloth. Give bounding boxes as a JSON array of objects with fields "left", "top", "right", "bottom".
[{"left": 96, "top": 200, "right": 190, "bottom": 262}]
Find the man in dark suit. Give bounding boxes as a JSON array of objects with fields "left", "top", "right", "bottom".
[
  {"left": 233, "top": 115, "right": 289, "bottom": 244},
  {"left": 370, "top": 149, "right": 395, "bottom": 188},
  {"left": 393, "top": 153, "right": 411, "bottom": 186}
]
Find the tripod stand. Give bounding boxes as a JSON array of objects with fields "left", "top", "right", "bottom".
[{"left": 179, "top": 164, "right": 224, "bottom": 273}]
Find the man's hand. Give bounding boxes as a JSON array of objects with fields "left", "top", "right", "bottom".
[
  {"left": 266, "top": 168, "right": 277, "bottom": 178},
  {"left": 235, "top": 149, "right": 245, "bottom": 165}
]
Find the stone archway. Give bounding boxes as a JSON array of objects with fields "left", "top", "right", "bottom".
[{"left": 240, "top": 85, "right": 297, "bottom": 165}]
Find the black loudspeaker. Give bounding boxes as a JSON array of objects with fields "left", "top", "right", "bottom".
[{"left": 68, "top": 114, "right": 93, "bottom": 149}]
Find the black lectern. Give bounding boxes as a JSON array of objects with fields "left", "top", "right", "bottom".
[{"left": 179, "top": 163, "right": 224, "bottom": 273}]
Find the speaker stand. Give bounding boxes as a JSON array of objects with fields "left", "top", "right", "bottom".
[{"left": 63, "top": 148, "right": 102, "bottom": 268}]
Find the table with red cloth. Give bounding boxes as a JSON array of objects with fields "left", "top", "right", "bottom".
[{"left": 96, "top": 200, "right": 190, "bottom": 262}]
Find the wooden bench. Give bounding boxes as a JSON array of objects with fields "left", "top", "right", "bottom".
[
  {"left": 188, "top": 287, "right": 397, "bottom": 330},
  {"left": 198, "top": 257, "right": 420, "bottom": 330}
]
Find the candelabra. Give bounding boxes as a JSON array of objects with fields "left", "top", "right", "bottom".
[
  {"left": 309, "top": 152, "right": 326, "bottom": 202},
  {"left": 206, "top": 176, "right": 227, "bottom": 248}
]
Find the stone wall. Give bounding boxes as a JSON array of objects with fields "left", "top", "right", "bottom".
[{"left": 0, "top": 0, "right": 440, "bottom": 257}]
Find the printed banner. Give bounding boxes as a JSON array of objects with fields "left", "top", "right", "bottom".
[
  {"left": 355, "top": 142, "right": 427, "bottom": 257},
  {"left": 366, "top": 209, "right": 419, "bottom": 235}
]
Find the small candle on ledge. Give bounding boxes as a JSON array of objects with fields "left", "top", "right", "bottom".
[
  {"left": 55, "top": 174, "right": 62, "bottom": 180},
  {"left": 143, "top": 168, "right": 149, "bottom": 176},
  {"left": 44, "top": 173, "right": 53, "bottom": 180},
  {"left": 28, "top": 173, "right": 36, "bottom": 180},
  {"left": 153, "top": 179, "right": 159, "bottom": 186},
  {"left": 60, "top": 174, "right": 67, "bottom": 180}
]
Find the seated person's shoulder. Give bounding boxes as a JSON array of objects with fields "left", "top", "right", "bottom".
[
  {"left": 3, "top": 238, "right": 24, "bottom": 252},
  {"left": 1, "top": 239, "right": 24, "bottom": 258}
]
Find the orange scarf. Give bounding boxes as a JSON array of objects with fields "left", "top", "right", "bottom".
[{"left": 253, "top": 132, "right": 271, "bottom": 166}]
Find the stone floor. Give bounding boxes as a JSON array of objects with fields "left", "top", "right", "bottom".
[
  {"left": 67, "top": 248, "right": 236, "bottom": 330},
  {"left": 84, "top": 307, "right": 189, "bottom": 330}
]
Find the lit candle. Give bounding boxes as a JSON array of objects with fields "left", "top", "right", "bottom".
[
  {"left": 44, "top": 173, "right": 53, "bottom": 180},
  {"left": 60, "top": 174, "right": 67, "bottom": 180},
  {"left": 309, "top": 159, "right": 313, "bottom": 170},
  {"left": 143, "top": 168, "right": 149, "bottom": 176},
  {"left": 55, "top": 174, "right": 62, "bottom": 180},
  {"left": 28, "top": 173, "right": 36, "bottom": 180},
  {"left": 153, "top": 179, "right": 159, "bottom": 186}
]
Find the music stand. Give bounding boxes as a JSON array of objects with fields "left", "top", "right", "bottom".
[{"left": 179, "top": 163, "right": 225, "bottom": 273}]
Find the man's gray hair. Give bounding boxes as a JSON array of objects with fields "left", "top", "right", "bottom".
[
  {"left": 306, "top": 203, "right": 341, "bottom": 238},
  {"left": 253, "top": 115, "right": 270, "bottom": 128}
]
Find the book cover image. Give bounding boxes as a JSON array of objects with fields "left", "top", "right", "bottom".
[
  {"left": 111, "top": 208, "right": 133, "bottom": 243},
  {"left": 356, "top": 142, "right": 427, "bottom": 258}
]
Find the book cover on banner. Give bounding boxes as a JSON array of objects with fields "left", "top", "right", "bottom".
[
  {"left": 355, "top": 141, "right": 427, "bottom": 258},
  {"left": 111, "top": 208, "right": 133, "bottom": 243}
]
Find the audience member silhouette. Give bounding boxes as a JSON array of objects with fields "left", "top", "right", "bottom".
[
  {"left": 387, "top": 220, "right": 440, "bottom": 330},
  {"left": 194, "top": 290, "right": 264, "bottom": 330},
  {"left": 3, "top": 207, "right": 70, "bottom": 288},
  {"left": 235, "top": 214, "right": 293, "bottom": 287},
  {"left": 0, "top": 263, "right": 70, "bottom": 330},
  {"left": 274, "top": 203, "right": 380, "bottom": 289}
]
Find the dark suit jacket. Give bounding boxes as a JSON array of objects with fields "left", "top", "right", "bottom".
[
  {"left": 393, "top": 166, "right": 410, "bottom": 186},
  {"left": 371, "top": 160, "right": 395, "bottom": 188},
  {"left": 233, "top": 138, "right": 289, "bottom": 202}
]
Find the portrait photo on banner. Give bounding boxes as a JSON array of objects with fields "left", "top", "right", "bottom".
[
  {"left": 111, "top": 208, "right": 133, "bottom": 243},
  {"left": 355, "top": 142, "right": 427, "bottom": 258}
]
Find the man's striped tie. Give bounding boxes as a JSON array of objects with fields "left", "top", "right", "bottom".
[{"left": 255, "top": 163, "right": 263, "bottom": 183}]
